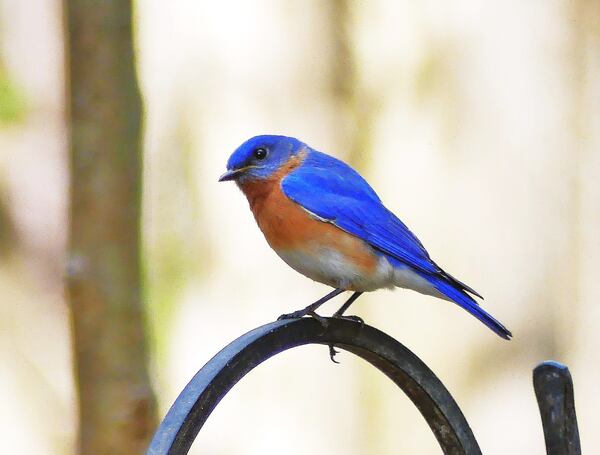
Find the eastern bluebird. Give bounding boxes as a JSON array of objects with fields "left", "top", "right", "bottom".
[{"left": 220, "top": 135, "right": 512, "bottom": 345}]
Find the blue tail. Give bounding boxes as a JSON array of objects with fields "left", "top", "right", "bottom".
[{"left": 426, "top": 274, "right": 512, "bottom": 340}]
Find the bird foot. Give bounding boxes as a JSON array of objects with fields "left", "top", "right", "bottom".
[
  {"left": 329, "top": 344, "right": 340, "bottom": 364},
  {"left": 277, "top": 309, "right": 308, "bottom": 320},
  {"left": 332, "top": 313, "right": 365, "bottom": 326},
  {"left": 307, "top": 311, "right": 329, "bottom": 328},
  {"left": 277, "top": 310, "right": 329, "bottom": 328}
]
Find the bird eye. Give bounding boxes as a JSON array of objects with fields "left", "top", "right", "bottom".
[{"left": 253, "top": 148, "right": 267, "bottom": 160}]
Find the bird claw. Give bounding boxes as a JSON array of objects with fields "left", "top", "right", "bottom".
[
  {"left": 277, "top": 310, "right": 330, "bottom": 329},
  {"left": 307, "top": 311, "right": 329, "bottom": 328},
  {"left": 332, "top": 313, "right": 365, "bottom": 327},
  {"left": 277, "top": 310, "right": 307, "bottom": 320},
  {"left": 329, "top": 344, "right": 340, "bottom": 363}
]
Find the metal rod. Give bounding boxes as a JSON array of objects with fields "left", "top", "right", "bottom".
[
  {"left": 533, "top": 361, "right": 581, "bottom": 455},
  {"left": 147, "top": 318, "right": 481, "bottom": 455}
]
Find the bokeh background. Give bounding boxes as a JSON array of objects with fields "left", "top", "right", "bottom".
[{"left": 1, "top": 0, "right": 599, "bottom": 453}]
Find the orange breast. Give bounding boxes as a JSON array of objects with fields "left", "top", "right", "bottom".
[{"left": 239, "top": 162, "right": 378, "bottom": 275}]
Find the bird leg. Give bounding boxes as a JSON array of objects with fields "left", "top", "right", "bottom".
[
  {"left": 328, "top": 291, "right": 364, "bottom": 364},
  {"left": 332, "top": 291, "right": 364, "bottom": 324},
  {"left": 277, "top": 288, "right": 345, "bottom": 322},
  {"left": 277, "top": 289, "right": 363, "bottom": 364}
]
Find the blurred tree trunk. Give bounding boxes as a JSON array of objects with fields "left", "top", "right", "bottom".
[
  {"left": 64, "top": 1, "right": 158, "bottom": 453},
  {"left": 326, "top": 0, "right": 373, "bottom": 170}
]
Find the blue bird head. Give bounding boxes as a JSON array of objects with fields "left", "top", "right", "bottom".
[{"left": 219, "top": 135, "right": 304, "bottom": 183}]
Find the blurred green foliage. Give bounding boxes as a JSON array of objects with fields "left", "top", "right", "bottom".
[
  {"left": 0, "top": 68, "right": 26, "bottom": 125},
  {"left": 143, "top": 107, "right": 209, "bottom": 365}
]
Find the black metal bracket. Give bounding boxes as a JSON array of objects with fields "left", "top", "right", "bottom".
[
  {"left": 147, "top": 318, "right": 582, "bottom": 455},
  {"left": 147, "top": 318, "right": 481, "bottom": 454}
]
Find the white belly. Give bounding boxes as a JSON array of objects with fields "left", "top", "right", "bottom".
[{"left": 275, "top": 247, "right": 444, "bottom": 298}]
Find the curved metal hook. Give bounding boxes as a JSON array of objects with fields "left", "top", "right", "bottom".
[
  {"left": 147, "top": 318, "right": 481, "bottom": 455},
  {"left": 533, "top": 361, "right": 581, "bottom": 455}
]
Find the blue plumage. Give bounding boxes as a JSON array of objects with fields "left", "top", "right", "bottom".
[
  {"left": 221, "top": 134, "right": 512, "bottom": 340},
  {"left": 282, "top": 147, "right": 512, "bottom": 340},
  {"left": 282, "top": 153, "right": 437, "bottom": 275},
  {"left": 424, "top": 274, "right": 511, "bottom": 339}
]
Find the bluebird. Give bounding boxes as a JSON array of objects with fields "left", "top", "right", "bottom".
[{"left": 219, "top": 135, "right": 512, "bottom": 347}]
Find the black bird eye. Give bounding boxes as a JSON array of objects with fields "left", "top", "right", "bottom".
[{"left": 253, "top": 148, "right": 267, "bottom": 160}]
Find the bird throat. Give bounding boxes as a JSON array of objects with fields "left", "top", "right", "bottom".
[{"left": 238, "top": 150, "right": 306, "bottom": 216}]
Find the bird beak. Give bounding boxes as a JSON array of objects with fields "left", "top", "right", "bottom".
[{"left": 218, "top": 169, "right": 241, "bottom": 182}]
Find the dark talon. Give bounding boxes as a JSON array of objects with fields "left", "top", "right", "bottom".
[
  {"left": 333, "top": 314, "right": 364, "bottom": 326},
  {"left": 329, "top": 344, "right": 340, "bottom": 363},
  {"left": 277, "top": 310, "right": 330, "bottom": 329},
  {"left": 307, "top": 311, "right": 329, "bottom": 328},
  {"left": 277, "top": 310, "right": 306, "bottom": 320}
]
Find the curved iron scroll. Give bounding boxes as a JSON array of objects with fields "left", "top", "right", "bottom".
[{"left": 147, "top": 318, "right": 481, "bottom": 455}]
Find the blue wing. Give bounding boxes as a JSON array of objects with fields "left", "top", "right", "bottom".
[
  {"left": 282, "top": 150, "right": 512, "bottom": 340},
  {"left": 282, "top": 151, "right": 439, "bottom": 276}
]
